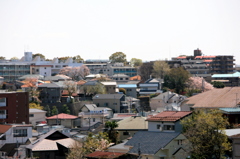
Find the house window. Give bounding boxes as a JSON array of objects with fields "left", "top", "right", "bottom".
[
  {"left": 0, "top": 97, "right": 6, "bottom": 107},
  {"left": 163, "top": 125, "right": 175, "bottom": 131},
  {"left": 104, "top": 103, "right": 108, "bottom": 106},
  {"left": 123, "top": 131, "right": 130, "bottom": 135},
  {"left": 0, "top": 110, "right": 6, "bottom": 119},
  {"left": 157, "top": 124, "right": 161, "bottom": 129},
  {"left": 160, "top": 157, "right": 165, "bottom": 159},
  {"left": 93, "top": 118, "right": 95, "bottom": 122},
  {"left": 13, "top": 129, "right": 27, "bottom": 137},
  {"left": 29, "top": 114, "right": 34, "bottom": 117},
  {"left": 178, "top": 140, "right": 183, "bottom": 145}
]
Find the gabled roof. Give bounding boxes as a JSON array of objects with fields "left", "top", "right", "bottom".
[
  {"left": 44, "top": 75, "right": 72, "bottom": 81},
  {"left": 86, "top": 151, "right": 125, "bottom": 159},
  {"left": 46, "top": 113, "right": 78, "bottom": 120},
  {"left": 26, "top": 130, "right": 75, "bottom": 151},
  {"left": 92, "top": 94, "right": 124, "bottom": 100},
  {"left": 0, "top": 143, "right": 17, "bottom": 157},
  {"left": 82, "top": 104, "right": 97, "bottom": 111},
  {"left": 125, "top": 131, "right": 180, "bottom": 155},
  {"left": 101, "top": 81, "right": 117, "bottom": 86},
  {"left": 186, "top": 87, "right": 240, "bottom": 108},
  {"left": 115, "top": 116, "right": 148, "bottom": 130},
  {"left": 146, "top": 111, "right": 192, "bottom": 122},
  {"left": 29, "top": 109, "right": 46, "bottom": 113},
  {"left": 0, "top": 125, "right": 12, "bottom": 133},
  {"left": 130, "top": 75, "right": 141, "bottom": 81}
]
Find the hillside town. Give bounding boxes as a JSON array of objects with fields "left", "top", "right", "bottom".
[{"left": 0, "top": 49, "right": 240, "bottom": 159}]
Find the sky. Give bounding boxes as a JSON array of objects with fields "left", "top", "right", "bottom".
[{"left": 1, "top": 0, "right": 240, "bottom": 65}]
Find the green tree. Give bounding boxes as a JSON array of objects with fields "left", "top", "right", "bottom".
[
  {"left": 152, "top": 60, "right": 170, "bottom": 79},
  {"left": 10, "top": 57, "right": 19, "bottom": 60},
  {"left": 0, "top": 56, "right": 5, "bottom": 60},
  {"left": 105, "top": 120, "right": 119, "bottom": 144},
  {"left": 32, "top": 53, "right": 45, "bottom": 60},
  {"left": 72, "top": 55, "right": 84, "bottom": 63},
  {"left": 29, "top": 103, "right": 43, "bottom": 110},
  {"left": 109, "top": 52, "right": 127, "bottom": 64},
  {"left": 62, "top": 104, "right": 70, "bottom": 114},
  {"left": 181, "top": 109, "right": 231, "bottom": 159},
  {"left": 44, "top": 105, "right": 51, "bottom": 117},
  {"left": 130, "top": 58, "right": 143, "bottom": 67},
  {"left": 163, "top": 67, "right": 190, "bottom": 94},
  {"left": 211, "top": 81, "right": 225, "bottom": 88},
  {"left": 51, "top": 106, "right": 58, "bottom": 116}
]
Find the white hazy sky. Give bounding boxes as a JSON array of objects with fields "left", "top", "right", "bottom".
[{"left": 1, "top": 0, "right": 240, "bottom": 64}]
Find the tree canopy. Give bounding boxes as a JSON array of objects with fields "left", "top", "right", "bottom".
[
  {"left": 33, "top": 53, "right": 45, "bottom": 60},
  {"left": 72, "top": 55, "right": 84, "bottom": 63},
  {"left": 152, "top": 60, "right": 170, "bottom": 79},
  {"left": 59, "top": 65, "right": 90, "bottom": 81},
  {"left": 138, "top": 62, "right": 154, "bottom": 81},
  {"left": 211, "top": 81, "right": 225, "bottom": 88},
  {"left": 130, "top": 58, "right": 143, "bottom": 67},
  {"left": 181, "top": 109, "right": 231, "bottom": 159},
  {"left": 163, "top": 67, "right": 190, "bottom": 94},
  {"left": 109, "top": 52, "right": 127, "bottom": 64},
  {"left": 0, "top": 56, "right": 5, "bottom": 60}
]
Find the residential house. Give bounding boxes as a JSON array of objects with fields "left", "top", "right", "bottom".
[
  {"left": 110, "top": 113, "right": 138, "bottom": 121},
  {"left": 115, "top": 116, "right": 148, "bottom": 141},
  {"left": 38, "top": 83, "right": 62, "bottom": 103},
  {"left": 46, "top": 113, "right": 81, "bottom": 128},
  {"left": 150, "top": 91, "right": 186, "bottom": 112},
  {"left": 139, "top": 78, "right": 162, "bottom": 95},
  {"left": 125, "top": 131, "right": 189, "bottom": 159},
  {"left": 224, "top": 129, "right": 240, "bottom": 159},
  {"left": 0, "top": 124, "right": 32, "bottom": 148},
  {"left": 112, "top": 74, "right": 130, "bottom": 84},
  {"left": 220, "top": 107, "right": 240, "bottom": 126},
  {"left": 92, "top": 94, "right": 126, "bottom": 113},
  {"left": 118, "top": 84, "right": 137, "bottom": 98},
  {"left": 26, "top": 130, "right": 75, "bottom": 159},
  {"left": 79, "top": 104, "right": 113, "bottom": 119},
  {"left": 44, "top": 74, "right": 72, "bottom": 82},
  {"left": 0, "top": 91, "right": 29, "bottom": 124},
  {"left": 146, "top": 111, "right": 192, "bottom": 132},
  {"left": 101, "top": 81, "right": 117, "bottom": 94},
  {"left": 181, "top": 87, "right": 240, "bottom": 111},
  {"left": 211, "top": 72, "right": 240, "bottom": 87},
  {"left": 29, "top": 109, "right": 46, "bottom": 127}
]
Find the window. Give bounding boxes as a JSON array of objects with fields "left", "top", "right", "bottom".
[
  {"left": 178, "top": 140, "right": 183, "bottom": 145},
  {"left": 0, "top": 110, "right": 6, "bottom": 119},
  {"left": 0, "top": 98, "right": 6, "bottom": 107},
  {"left": 123, "top": 131, "right": 130, "bottom": 135},
  {"left": 104, "top": 103, "right": 108, "bottom": 106},
  {"left": 29, "top": 114, "right": 34, "bottom": 117},
  {"left": 13, "top": 129, "right": 27, "bottom": 137},
  {"left": 93, "top": 118, "right": 95, "bottom": 122},
  {"left": 157, "top": 124, "right": 161, "bottom": 129},
  {"left": 163, "top": 125, "right": 175, "bottom": 131}
]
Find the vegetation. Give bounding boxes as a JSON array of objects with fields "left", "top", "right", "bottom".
[
  {"left": 67, "top": 132, "right": 110, "bottom": 159},
  {"left": 118, "top": 88, "right": 126, "bottom": 95},
  {"left": 163, "top": 67, "right": 190, "bottom": 94},
  {"left": 51, "top": 106, "right": 58, "bottom": 116},
  {"left": 64, "top": 81, "right": 77, "bottom": 97},
  {"left": 109, "top": 52, "right": 127, "bottom": 64},
  {"left": 23, "top": 78, "right": 41, "bottom": 103},
  {"left": 44, "top": 105, "right": 51, "bottom": 117},
  {"left": 211, "top": 81, "right": 225, "bottom": 88},
  {"left": 152, "top": 60, "right": 170, "bottom": 79},
  {"left": 0, "top": 56, "right": 5, "bottom": 60},
  {"left": 59, "top": 65, "right": 90, "bottom": 81},
  {"left": 181, "top": 109, "right": 231, "bottom": 159},
  {"left": 138, "top": 62, "right": 154, "bottom": 81},
  {"left": 32, "top": 53, "right": 45, "bottom": 60},
  {"left": 130, "top": 58, "right": 143, "bottom": 67},
  {"left": 105, "top": 120, "right": 119, "bottom": 144},
  {"left": 29, "top": 103, "right": 43, "bottom": 110},
  {"left": 62, "top": 104, "right": 70, "bottom": 114}
]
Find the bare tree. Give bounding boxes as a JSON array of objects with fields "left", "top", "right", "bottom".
[
  {"left": 59, "top": 65, "right": 90, "bottom": 81},
  {"left": 64, "top": 81, "right": 77, "bottom": 97},
  {"left": 23, "top": 78, "right": 41, "bottom": 103},
  {"left": 152, "top": 60, "right": 170, "bottom": 79}
]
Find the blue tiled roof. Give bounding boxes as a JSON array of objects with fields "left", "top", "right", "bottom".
[
  {"left": 125, "top": 131, "right": 180, "bottom": 155},
  {"left": 118, "top": 84, "right": 137, "bottom": 88},
  {"left": 219, "top": 107, "right": 240, "bottom": 113},
  {"left": 212, "top": 72, "right": 240, "bottom": 78}
]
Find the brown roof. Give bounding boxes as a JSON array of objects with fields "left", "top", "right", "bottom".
[
  {"left": 186, "top": 87, "right": 240, "bottom": 108},
  {"left": 86, "top": 151, "right": 125, "bottom": 159},
  {"left": 46, "top": 113, "right": 78, "bottom": 120},
  {"left": 0, "top": 125, "right": 12, "bottom": 133},
  {"left": 146, "top": 111, "right": 192, "bottom": 122},
  {"left": 130, "top": 75, "right": 141, "bottom": 81}
]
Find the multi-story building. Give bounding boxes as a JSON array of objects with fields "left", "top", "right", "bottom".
[
  {"left": 0, "top": 52, "right": 83, "bottom": 82},
  {"left": 0, "top": 91, "right": 29, "bottom": 124}
]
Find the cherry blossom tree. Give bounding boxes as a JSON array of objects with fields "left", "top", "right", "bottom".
[
  {"left": 59, "top": 65, "right": 90, "bottom": 81},
  {"left": 23, "top": 77, "right": 41, "bottom": 102},
  {"left": 186, "top": 77, "right": 214, "bottom": 92}
]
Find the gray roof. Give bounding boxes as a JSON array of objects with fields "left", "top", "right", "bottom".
[
  {"left": 125, "top": 131, "right": 180, "bottom": 155},
  {"left": 83, "top": 80, "right": 101, "bottom": 86},
  {"left": 44, "top": 75, "right": 71, "bottom": 81},
  {"left": 29, "top": 109, "right": 46, "bottom": 113},
  {"left": 83, "top": 104, "right": 97, "bottom": 111},
  {"left": 19, "top": 74, "right": 44, "bottom": 80},
  {"left": 112, "top": 74, "right": 130, "bottom": 78},
  {"left": 92, "top": 94, "right": 124, "bottom": 100},
  {"left": 38, "top": 83, "right": 61, "bottom": 88}
]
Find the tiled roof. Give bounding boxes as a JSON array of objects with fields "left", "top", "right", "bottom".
[
  {"left": 0, "top": 125, "right": 12, "bottom": 133},
  {"left": 130, "top": 75, "right": 141, "bottom": 81},
  {"left": 186, "top": 87, "right": 240, "bottom": 108},
  {"left": 220, "top": 107, "right": 240, "bottom": 113},
  {"left": 46, "top": 113, "right": 78, "bottom": 119},
  {"left": 92, "top": 94, "right": 124, "bottom": 100},
  {"left": 116, "top": 116, "right": 148, "bottom": 130},
  {"left": 86, "top": 151, "right": 125, "bottom": 158},
  {"left": 125, "top": 131, "right": 180, "bottom": 155},
  {"left": 146, "top": 111, "right": 192, "bottom": 122},
  {"left": 38, "top": 83, "right": 61, "bottom": 88}
]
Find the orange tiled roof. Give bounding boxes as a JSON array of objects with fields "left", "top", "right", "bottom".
[
  {"left": 46, "top": 113, "right": 78, "bottom": 120},
  {"left": 0, "top": 125, "right": 12, "bottom": 133},
  {"left": 146, "top": 111, "right": 192, "bottom": 122},
  {"left": 130, "top": 75, "right": 141, "bottom": 81}
]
